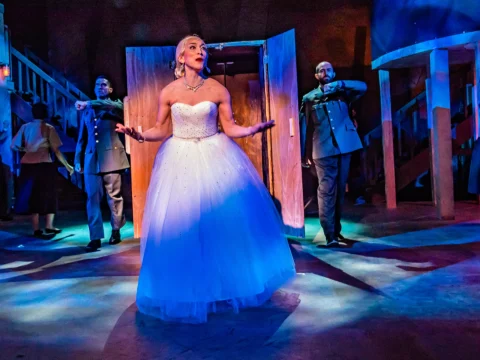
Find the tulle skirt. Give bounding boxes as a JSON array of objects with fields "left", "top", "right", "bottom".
[{"left": 136, "top": 133, "right": 296, "bottom": 323}]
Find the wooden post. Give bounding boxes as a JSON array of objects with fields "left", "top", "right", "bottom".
[
  {"left": 472, "top": 42, "right": 480, "bottom": 204},
  {"left": 413, "top": 108, "right": 418, "bottom": 135},
  {"left": 0, "top": 5, "right": 13, "bottom": 216},
  {"left": 473, "top": 41, "right": 480, "bottom": 141},
  {"left": 426, "top": 78, "right": 437, "bottom": 206},
  {"left": 0, "top": 4, "right": 5, "bottom": 66},
  {"left": 379, "top": 70, "right": 397, "bottom": 209},
  {"left": 430, "top": 49, "right": 454, "bottom": 219}
]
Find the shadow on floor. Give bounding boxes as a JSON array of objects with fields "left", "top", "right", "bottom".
[{"left": 102, "top": 290, "right": 301, "bottom": 360}]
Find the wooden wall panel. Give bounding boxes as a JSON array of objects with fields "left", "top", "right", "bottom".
[
  {"left": 211, "top": 74, "right": 263, "bottom": 179},
  {"left": 125, "top": 46, "right": 175, "bottom": 237}
]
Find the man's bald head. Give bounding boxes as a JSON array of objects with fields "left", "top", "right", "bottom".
[{"left": 315, "top": 61, "right": 335, "bottom": 85}]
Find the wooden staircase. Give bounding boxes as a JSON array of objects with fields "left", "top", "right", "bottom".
[
  {"left": 9, "top": 47, "right": 87, "bottom": 136},
  {"left": 395, "top": 115, "right": 473, "bottom": 190},
  {"left": 362, "top": 85, "right": 475, "bottom": 196},
  {"left": 4, "top": 25, "right": 90, "bottom": 189}
]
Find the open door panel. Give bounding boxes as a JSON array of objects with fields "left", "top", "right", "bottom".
[{"left": 266, "top": 29, "right": 305, "bottom": 237}]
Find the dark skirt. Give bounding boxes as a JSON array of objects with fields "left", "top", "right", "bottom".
[{"left": 15, "top": 162, "right": 58, "bottom": 215}]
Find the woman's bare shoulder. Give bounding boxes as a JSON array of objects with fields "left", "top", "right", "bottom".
[
  {"left": 162, "top": 79, "right": 183, "bottom": 93},
  {"left": 204, "top": 78, "right": 229, "bottom": 98},
  {"left": 159, "top": 79, "right": 183, "bottom": 101},
  {"left": 205, "top": 77, "right": 225, "bottom": 90}
]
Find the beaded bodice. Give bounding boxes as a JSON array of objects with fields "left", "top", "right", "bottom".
[{"left": 171, "top": 101, "right": 219, "bottom": 139}]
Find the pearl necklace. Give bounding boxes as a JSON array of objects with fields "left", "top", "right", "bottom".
[{"left": 184, "top": 77, "right": 205, "bottom": 92}]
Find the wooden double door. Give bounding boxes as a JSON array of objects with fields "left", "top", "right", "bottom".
[{"left": 125, "top": 29, "right": 304, "bottom": 238}]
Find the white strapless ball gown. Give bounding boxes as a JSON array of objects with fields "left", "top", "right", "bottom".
[{"left": 136, "top": 100, "right": 296, "bottom": 323}]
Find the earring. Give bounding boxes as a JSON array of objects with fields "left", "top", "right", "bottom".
[{"left": 205, "top": 66, "right": 211, "bottom": 74}]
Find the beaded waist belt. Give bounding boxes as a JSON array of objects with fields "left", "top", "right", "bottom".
[{"left": 173, "top": 131, "right": 219, "bottom": 141}]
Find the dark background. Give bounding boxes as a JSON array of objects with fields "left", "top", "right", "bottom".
[
  {"left": 371, "top": 0, "right": 480, "bottom": 59},
  {"left": 3, "top": 0, "right": 381, "bottom": 133}
]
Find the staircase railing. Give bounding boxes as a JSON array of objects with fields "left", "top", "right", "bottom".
[
  {"left": 3, "top": 19, "right": 84, "bottom": 192},
  {"left": 363, "top": 91, "right": 427, "bottom": 157},
  {"left": 1, "top": 25, "right": 13, "bottom": 90},
  {"left": 24, "top": 47, "right": 90, "bottom": 101},
  {"left": 362, "top": 85, "right": 474, "bottom": 192},
  {"left": 9, "top": 47, "right": 81, "bottom": 133},
  {"left": 362, "top": 90, "right": 427, "bottom": 187}
]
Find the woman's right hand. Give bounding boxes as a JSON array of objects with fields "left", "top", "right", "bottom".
[{"left": 116, "top": 123, "right": 145, "bottom": 142}]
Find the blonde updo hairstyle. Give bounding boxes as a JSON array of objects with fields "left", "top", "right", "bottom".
[{"left": 174, "top": 34, "right": 209, "bottom": 79}]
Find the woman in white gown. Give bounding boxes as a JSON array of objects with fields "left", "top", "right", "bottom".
[{"left": 116, "top": 35, "right": 296, "bottom": 323}]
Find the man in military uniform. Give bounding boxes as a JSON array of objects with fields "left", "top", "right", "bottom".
[
  {"left": 75, "top": 76, "right": 130, "bottom": 252},
  {"left": 299, "top": 61, "right": 366, "bottom": 247}
]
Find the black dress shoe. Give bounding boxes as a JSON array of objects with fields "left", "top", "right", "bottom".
[
  {"left": 336, "top": 234, "right": 358, "bottom": 244},
  {"left": 326, "top": 236, "right": 340, "bottom": 247},
  {"left": 336, "top": 233, "right": 346, "bottom": 241},
  {"left": 109, "top": 230, "right": 121, "bottom": 245},
  {"left": 33, "top": 230, "right": 54, "bottom": 240},
  {"left": 45, "top": 228, "right": 62, "bottom": 234},
  {"left": 85, "top": 239, "right": 101, "bottom": 252}
]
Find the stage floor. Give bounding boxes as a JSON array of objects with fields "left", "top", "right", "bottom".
[{"left": 0, "top": 201, "right": 479, "bottom": 359}]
